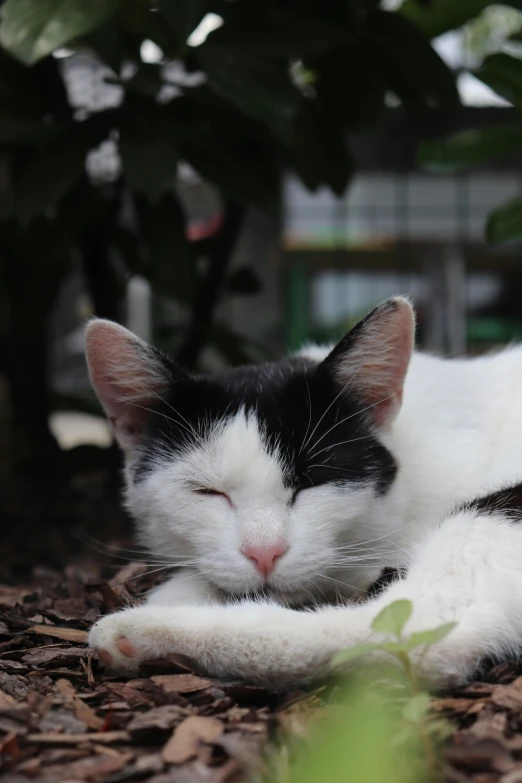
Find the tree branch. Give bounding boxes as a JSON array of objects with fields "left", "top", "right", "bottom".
[{"left": 177, "top": 198, "right": 246, "bottom": 369}]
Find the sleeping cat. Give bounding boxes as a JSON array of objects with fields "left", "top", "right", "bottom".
[{"left": 86, "top": 297, "right": 522, "bottom": 687}]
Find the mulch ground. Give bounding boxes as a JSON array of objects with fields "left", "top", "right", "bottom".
[
  {"left": 0, "top": 563, "right": 288, "bottom": 783},
  {"left": 2, "top": 483, "right": 522, "bottom": 782}
]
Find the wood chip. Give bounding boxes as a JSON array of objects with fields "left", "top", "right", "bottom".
[
  {"left": 55, "top": 677, "right": 104, "bottom": 730},
  {"left": 0, "top": 585, "right": 32, "bottom": 608},
  {"left": 0, "top": 689, "right": 18, "bottom": 708},
  {"left": 0, "top": 729, "right": 20, "bottom": 758},
  {"left": 493, "top": 678, "right": 522, "bottom": 710},
  {"left": 128, "top": 705, "right": 186, "bottom": 734},
  {"left": 28, "top": 624, "right": 89, "bottom": 644},
  {"left": 27, "top": 730, "right": 130, "bottom": 745},
  {"left": 162, "top": 716, "right": 224, "bottom": 764},
  {"left": 43, "top": 751, "right": 133, "bottom": 782},
  {"left": 151, "top": 674, "right": 212, "bottom": 694},
  {"left": 21, "top": 647, "right": 86, "bottom": 667},
  {"left": 7, "top": 555, "right": 522, "bottom": 783}
]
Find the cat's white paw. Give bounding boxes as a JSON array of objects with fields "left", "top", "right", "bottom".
[
  {"left": 89, "top": 606, "right": 175, "bottom": 671},
  {"left": 88, "top": 602, "right": 315, "bottom": 681}
]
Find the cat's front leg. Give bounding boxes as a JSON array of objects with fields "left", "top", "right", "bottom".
[
  {"left": 88, "top": 601, "right": 374, "bottom": 684},
  {"left": 145, "top": 568, "right": 222, "bottom": 607}
]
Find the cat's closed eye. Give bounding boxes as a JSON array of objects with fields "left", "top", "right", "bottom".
[{"left": 193, "top": 487, "right": 231, "bottom": 502}]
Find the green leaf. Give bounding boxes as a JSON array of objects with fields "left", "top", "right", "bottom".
[
  {"left": 13, "top": 115, "right": 110, "bottom": 224},
  {"left": 81, "top": 22, "right": 142, "bottom": 74},
  {"left": 0, "top": 0, "right": 119, "bottom": 65},
  {"left": 136, "top": 193, "right": 194, "bottom": 302},
  {"left": 202, "top": 13, "right": 346, "bottom": 57},
  {"left": 123, "top": 64, "right": 165, "bottom": 99},
  {"left": 380, "top": 640, "right": 408, "bottom": 654},
  {"left": 198, "top": 50, "right": 299, "bottom": 138},
  {"left": 0, "top": 105, "right": 60, "bottom": 144},
  {"left": 402, "top": 693, "right": 431, "bottom": 724},
  {"left": 311, "top": 46, "right": 385, "bottom": 132},
  {"left": 119, "top": 0, "right": 185, "bottom": 59},
  {"left": 172, "top": 89, "right": 280, "bottom": 211},
  {"left": 404, "top": 623, "right": 457, "bottom": 651},
  {"left": 418, "top": 124, "right": 522, "bottom": 173},
  {"left": 161, "top": 0, "right": 209, "bottom": 43},
  {"left": 371, "top": 600, "right": 413, "bottom": 638},
  {"left": 400, "top": 0, "right": 522, "bottom": 40},
  {"left": 331, "top": 643, "right": 380, "bottom": 667},
  {"left": 486, "top": 195, "right": 522, "bottom": 243},
  {"left": 180, "top": 131, "right": 279, "bottom": 212},
  {"left": 367, "top": 10, "right": 459, "bottom": 108},
  {"left": 290, "top": 97, "right": 353, "bottom": 196},
  {"left": 227, "top": 267, "right": 261, "bottom": 295},
  {"left": 474, "top": 53, "right": 522, "bottom": 106},
  {"left": 120, "top": 112, "right": 179, "bottom": 204}
]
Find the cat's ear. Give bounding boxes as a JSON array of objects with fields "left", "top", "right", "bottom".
[
  {"left": 321, "top": 297, "right": 415, "bottom": 428},
  {"left": 85, "top": 319, "right": 181, "bottom": 454}
]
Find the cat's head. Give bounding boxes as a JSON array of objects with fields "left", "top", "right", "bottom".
[{"left": 85, "top": 297, "right": 414, "bottom": 603}]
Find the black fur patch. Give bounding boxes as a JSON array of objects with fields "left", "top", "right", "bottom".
[
  {"left": 459, "top": 482, "right": 522, "bottom": 519},
  {"left": 133, "top": 354, "right": 397, "bottom": 496}
]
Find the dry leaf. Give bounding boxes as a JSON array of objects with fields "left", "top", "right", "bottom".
[
  {"left": 162, "top": 716, "right": 224, "bottom": 764},
  {"left": 152, "top": 674, "right": 212, "bottom": 694}
]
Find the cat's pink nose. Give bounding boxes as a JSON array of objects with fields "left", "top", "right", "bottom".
[{"left": 243, "top": 544, "right": 288, "bottom": 578}]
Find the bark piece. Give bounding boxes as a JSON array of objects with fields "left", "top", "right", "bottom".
[
  {"left": 28, "top": 624, "right": 89, "bottom": 644},
  {"left": 151, "top": 674, "right": 212, "bottom": 694},
  {"left": 162, "top": 716, "right": 224, "bottom": 764}
]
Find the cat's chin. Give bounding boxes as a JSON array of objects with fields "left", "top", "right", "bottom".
[{"left": 215, "top": 582, "right": 358, "bottom": 609}]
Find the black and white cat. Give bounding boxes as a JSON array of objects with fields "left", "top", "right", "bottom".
[{"left": 86, "top": 297, "right": 522, "bottom": 687}]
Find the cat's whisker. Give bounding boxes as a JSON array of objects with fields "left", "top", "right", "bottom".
[
  {"left": 305, "top": 413, "right": 366, "bottom": 458},
  {"left": 301, "top": 332, "right": 380, "bottom": 456},
  {"left": 125, "top": 400, "right": 202, "bottom": 446},
  {"left": 305, "top": 392, "right": 397, "bottom": 459},
  {"left": 329, "top": 546, "right": 399, "bottom": 558},
  {"left": 327, "top": 554, "right": 396, "bottom": 565},
  {"left": 298, "top": 380, "right": 313, "bottom": 455},
  {"left": 315, "top": 572, "right": 367, "bottom": 595},
  {"left": 308, "top": 435, "right": 376, "bottom": 462},
  {"left": 73, "top": 536, "right": 175, "bottom": 565},
  {"left": 334, "top": 529, "right": 403, "bottom": 549},
  {"left": 141, "top": 383, "right": 205, "bottom": 446},
  {"left": 110, "top": 565, "right": 173, "bottom": 585},
  {"left": 305, "top": 461, "right": 364, "bottom": 473}
]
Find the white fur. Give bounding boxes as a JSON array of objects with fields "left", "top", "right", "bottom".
[
  {"left": 90, "top": 507, "right": 522, "bottom": 687},
  {"left": 127, "top": 409, "right": 376, "bottom": 601},
  {"left": 88, "top": 310, "right": 522, "bottom": 687}
]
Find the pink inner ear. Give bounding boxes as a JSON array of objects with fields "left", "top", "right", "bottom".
[
  {"left": 330, "top": 298, "right": 415, "bottom": 428},
  {"left": 85, "top": 319, "right": 169, "bottom": 450}
]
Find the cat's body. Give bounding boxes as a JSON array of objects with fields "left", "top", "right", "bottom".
[
  {"left": 367, "top": 346, "right": 522, "bottom": 540},
  {"left": 86, "top": 298, "right": 522, "bottom": 687}
]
